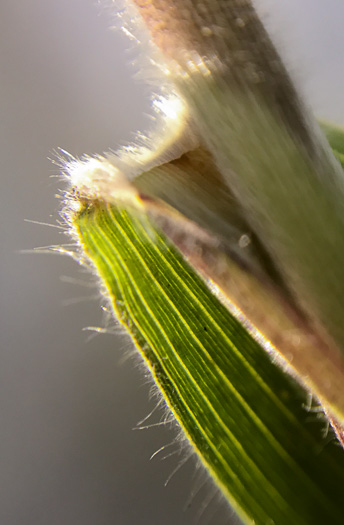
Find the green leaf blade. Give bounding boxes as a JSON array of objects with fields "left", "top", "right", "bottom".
[{"left": 75, "top": 200, "right": 344, "bottom": 525}]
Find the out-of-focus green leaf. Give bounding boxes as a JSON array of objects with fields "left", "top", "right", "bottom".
[
  {"left": 321, "top": 121, "right": 344, "bottom": 168},
  {"left": 74, "top": 198, "right": 344, "bottom": 525}
]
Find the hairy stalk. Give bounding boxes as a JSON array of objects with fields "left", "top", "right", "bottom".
[
  {"left": 59, "top": 4, "right": 344, "bottom": 522},
  {"left": 131, "top": 0, "right": 344, "bottom": 381}
]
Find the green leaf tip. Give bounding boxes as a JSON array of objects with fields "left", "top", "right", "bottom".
[{"left": 72, "top": 198, "right": 344, "bottom": 525}]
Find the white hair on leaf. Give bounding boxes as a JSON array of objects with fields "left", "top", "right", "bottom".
[
  {"left": 66, "top": 156, "right": 140, "bottom": 206},
  {"left": 63, "top": 0, "right": 199, "bottom": 202}
]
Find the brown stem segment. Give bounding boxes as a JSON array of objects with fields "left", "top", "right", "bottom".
[
  {"left": 132, "top": 0, "right": 314, "bottom": 151},
  {"left": 131, "top": 0, "right": 344, "bottom": 428}
]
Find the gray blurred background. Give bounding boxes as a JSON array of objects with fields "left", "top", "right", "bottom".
[{"left": 1, "top": 1, "right": 343, "bottom": 524}]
